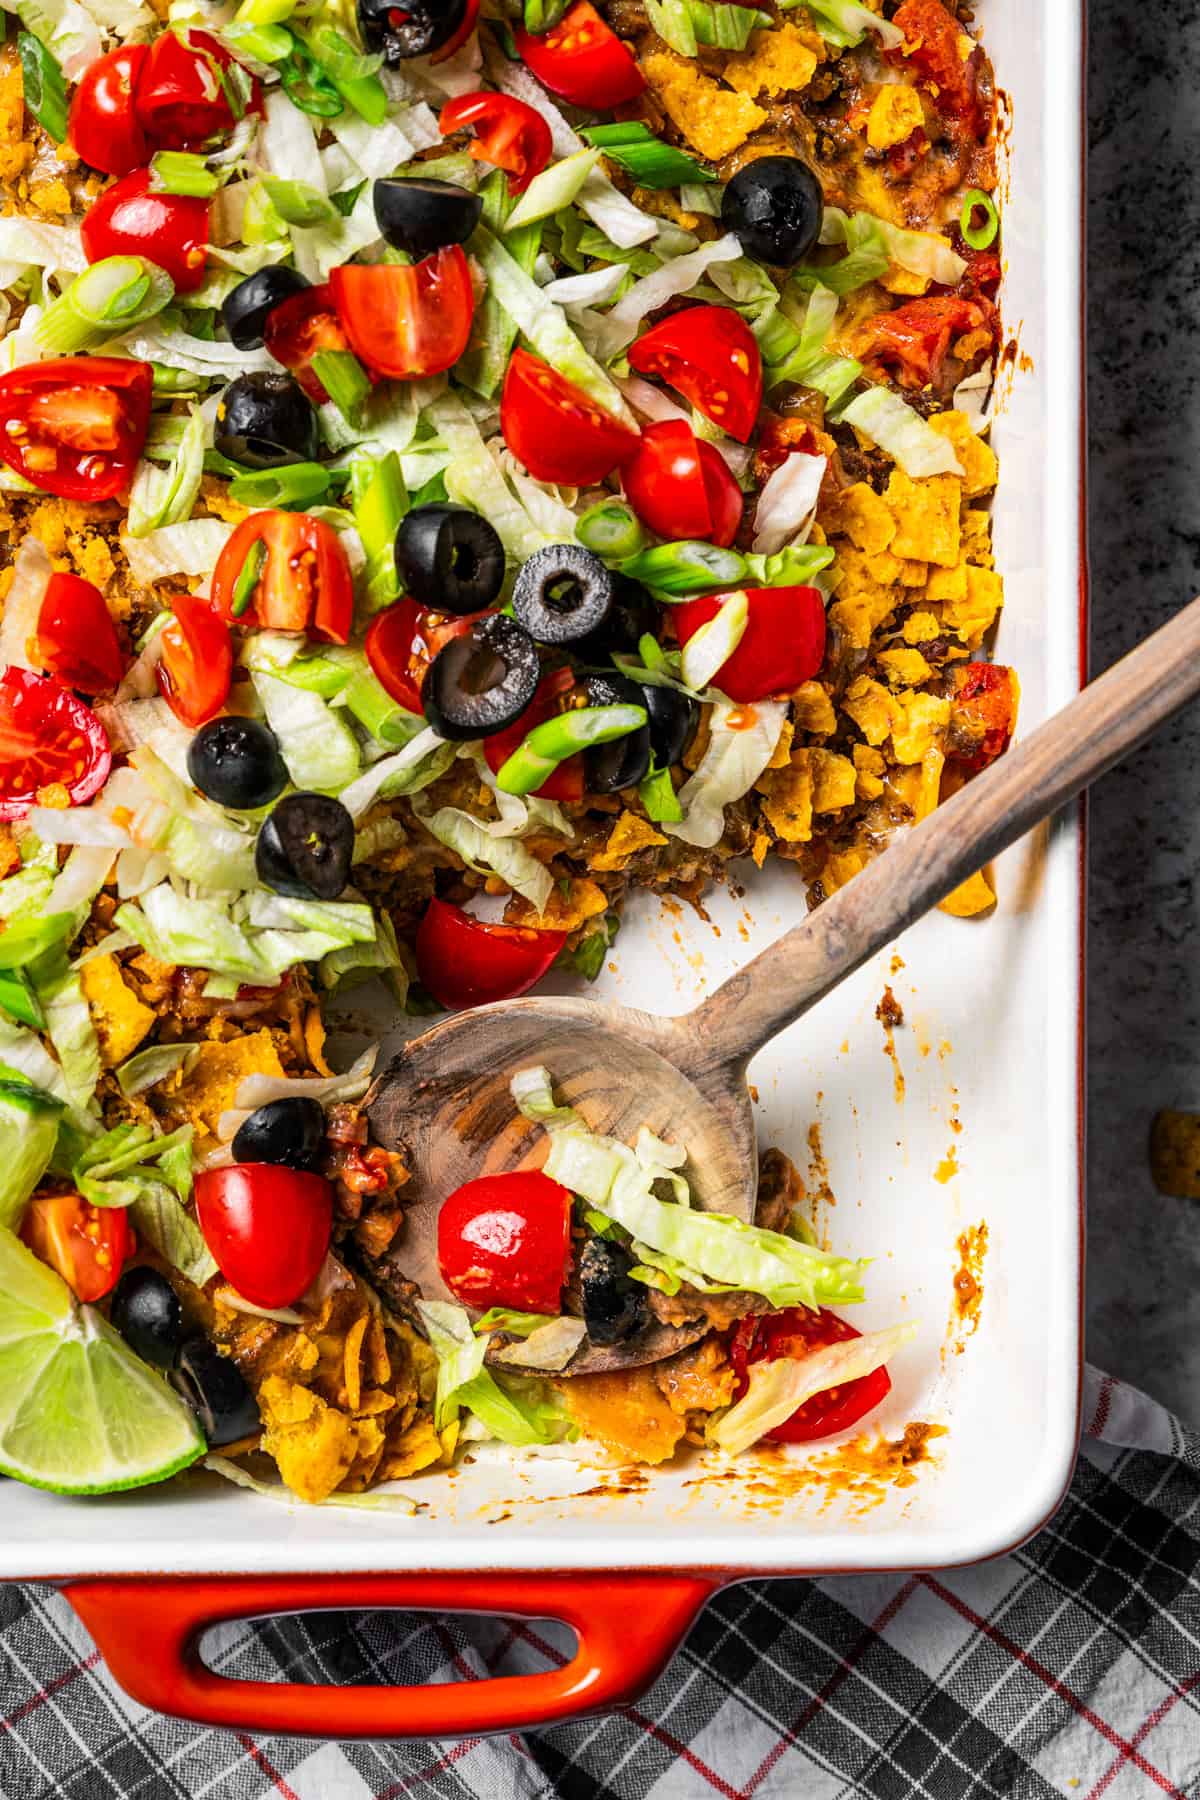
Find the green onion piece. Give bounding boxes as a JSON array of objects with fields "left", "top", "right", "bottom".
[
  {"left": 223, "top": 21, "right": 293, "bottom": 60},
  {"left": 353, "top": 450, "right": 407, "bottom": 613},
  {"left": 342, "top": 665, "right": 420, "bottom": 744},
  {"left": 302, "top": 24, "right": 382, "bottom": 79},
  {"left": 683, "top": 0, "right": 770, "bottom": 47},
  {"left": 228, "top": 462, "right": 333, "bottom": 509},
  {"left": 960, "top": 187, "right": 999, "bottom": 251},
  {"left": 679, "top": 589, "right": 747, "bottom": 690},
  {"left": 229, "top": 536, "right": 266, "bottom": 618},
  {"left": 218, "top": 58, "right": 256, "bottom": 122},
  {"left": 152, "top": 364, "right": 207, "bottom": 395},
  {"left": 0, "top": 966, "right": 45, "bottom": 1032},
  {"left": 576, "top": 498, "right": 646, "bottom": 562},
  {"left": 581, "top": 122, "right": 713, "bottom": 190},
  {"left": 311, "top": 349, "right": 371, "bottom": 422},
  {"left": 280, "top": 43, "right": 344, "bottom": 117},
  {"left": 497, "top": 703, "right": 648, "bottom": 795},
  {"left": 235, "top": 0, "right": 298, "bottom": 23},
  {"left": 522, "top": 0, "right": 568, "bottom": 29},
  {"left": 505, "top": 149, "right": 600, "bottom": 232},
  {"left": 742, "top": 544, "right": 835, "bottom": 586},
  {"left": 151, "top": 151, "right": 220, "bottom": 199},
  {"left": 33, "top": 256, "right": 174, "bottom": 355},
  {"left": 271, "top": 651, "right": 354, "bottom": 697},
  {"left": 261, "top": 176, "right": 338, "bottom": 227},
  {"left": 619, "top": 540, "right": 746, "bottom": 598},
  {"left": 638, "top": 764, "right": 683, "bottom": 823},
  {"left": 18, "top": 32, "right": 67, "bottom": 143}
]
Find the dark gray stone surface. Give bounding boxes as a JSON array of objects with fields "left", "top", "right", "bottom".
[{"left": 1086, "top": 2, "right": 1200, "bottom": 1417}]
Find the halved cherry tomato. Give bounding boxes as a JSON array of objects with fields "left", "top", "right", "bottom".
[
  {"left": 135, "top": 28, "right": 259, "bottom": 151},
  {"left": 365, "top": 598, "right": 483, "bottom": 716},
  {"left": 22, "top": 1193, "right": 131, "bottom": 1303},
  {"left": 438, "top": 1170, "right": 573, "bottom": 1313},
  {"left": 37, "top": 572, "right": 125, "bottom": 695},
  {"left": 483, "top": 666, "right": 581, "bottom": 803},
  {"left": 263, "top": 283, "right": 357, "bottom": 406},
  {"left": 437, "top": 91, "right": 552, "bottom": 195},
  {"left": 501, "top": 348, "right": 641, "bottom": 486},
  {"left": 729, "top": 1307, "right": 892, "bottom": 1444},
  {"left": 855, "top": 294, "right": 995, "bottom": 390},
  {"left": 622, "top": 421, "right": 743, "bottom": 547},
  {"left": 629, "top": 307, "right": 763, "bottom": 443},
  {"left": 195, "top": 1164, "right": 333, "bottom": 1310},
  {"left": 157, "top": 594, "right": 233, "bottom": 728},
  {"left": 330, "top": 248, "right": 474, "bottom": 380},
  {"left": 0, "top": 668, "right": 111, "bottom": 819},
  {"left": 417, "top": 898, "right": 567, "bottom": 1011},
  {"left": 81, "top": 169, "right": 210, "bottom": 295},
  {"left": 67, "top": 46, "right": 148, "bottom": 177},
  {"left": 0, "top": 357, "right": 152, "bottom": 502},
  {"left": 674, "top": 586, "right": 826, "bottom": 703},
  {"left": 211, "top": 511, "right": 354, "bottom": 644},
  {"left": 431, "top": 0, "right": 480, "bottom": 62},
  {"left": 514, "top": 1, "right": 644, "bottom": 109},
  {"left": 949, "top": 662, "right": 1018, "bottom": 772}
]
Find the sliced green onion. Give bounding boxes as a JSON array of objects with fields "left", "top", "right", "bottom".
[
  {"left": 218, "top": 58, "right": 256, "bottom": 122},
  {"left": 228, "top": 463, "right": 334, "bottom": 509},
  {"left": 743, "top": 544, "right": 835, "bottom": 587},
  {"left": 18, "top": 32, "right": 67, "bottom": 143},
  {"left": 34, "top": 256, "right": 174, "bottom": 355},
  {"left": 267, "top": 651, "right": 353, "bottom": 697},
  {"left": 151, "top": 151, "right": 220, "bottom": 199},
  {"left": 684, "top": 0, "right": 770, "bottom": 48},
  {"left": 497, "top": 704, "right": 648, "bottom": 796},
  {"left": 222, "top": 21, "right": 293, "bottom": 60},
  {"left": 230, "top": 537, "right": 266, "bottom": 618},
  {"left": 261, "top": 176, "right": 338, "bottom": 227},
  {"left": 679, "top": 589, "right": 748, "bottom": 690},
  {"left": 152, "top": 364, "right": 209, "bottom": 395},
  {"left": 0, "top": 966, "right": 45, "bottom": 1032},
  {"left": 620, "top": 540, "right": 746, "bottom": 598},
  {"left": 342, "top": 665, "right": 420, "bottom": 745},
  {"left": 522, "top": 0, "right": 568, "bottom": 30},
  {"left": 581, "top": 122, "right": 714, "bottom": 190},
  {"left": 576, "top": 498, "right": 646, "bottom": 562},
  {"left": 311, "top": 349, "right": 371, "bottom": 421},
  {"left": 505, "top": 149, "right": 601, "bottom": 232},
  {"left": 960, "top": 187, "right": 1000, "bottom": 251},
  {"left": 235, "top": 0, "right": 298, "bottom": 23},
  {"left": 353, "top": 450, "right": 407, "bottom": 613},
  {"left": 639, "top": 764, "right": 682, "bottom": 823},
  {"left": 293, "top": 26, "right": 387, "bottom": 124},
  {"left": 280, "top": 43, "right": 344, "bottom": 117}
]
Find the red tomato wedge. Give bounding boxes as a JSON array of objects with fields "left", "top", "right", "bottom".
[
  {"left": 195, "top": 1165, "right": 333, "bottom": 1310},
  {"left": 211, "top": 511, "right": 354, "bottom": 644},
  {"left": 729, "top": 1307, "right": 892, "bottom": 1444},
  {"left": 629, "top": 307, "right": 763, "bottom": 443},
  {"left": 674, "top": 586, "right": 826, "bottom": 703},
  {"left": 330, "top": 248, "right": 475, "bottom": 380},
  {"left": 22, "top": 1193, "right": 131, "bottom": 1303},
  {"left": 365, "top": 599, "right": 481, "bottom": 716},
  {"left": 483, "top": 665, "right": 581, "bottom": 802},
  {"left": 416, "top": 898, "right": 567, "bottom": 1011},
  {"left": 438, "top": 91, "right": 552, "bottom": 194},
  {"left": 156, "top": 594, "right": 233, "bottom": 728},
  {"left": 67, "top": 45, "right": 148, "bottom": 176},
  {"left": 622, "top": 421, "right": 742, "bottom": 547},
  {"left": 854, "top": 294, "right": 995, "bottom": 390},
  {"left": 135, "top": 28, "right": 259, "bottom": 151},
  {"left": 263, "top": 283, "right": 357, "bottom": 406},
  {"left": 949, "top": 661, "right": 1018, "bottom": 772},
  {"left": 514, "top": 2, "right": 644, "bottom": 109},
  {"left": 890, "top": 0, "right": 985, "bottom": 133},
  {"left": 0, "top": 669, "right": 111, "bottom": 819},
  {"left": 81, "top": 169, "right": 210, "bottom": 295},
  {"left": 37, "top": 572, "right": 125, "bottom": 694},
  {"left": 0, "top": 357, "right": 152, "bottom": 502},
  {"left": 501, "top": 348, "right": 640, "bottom": 486},
  {"left": 438, "top": 1170, "right": 573, "bottom": 1313}
]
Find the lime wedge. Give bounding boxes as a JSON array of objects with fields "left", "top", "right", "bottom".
[{"left": 0, "top": 1227, "right": 204, "bottom": 1494}]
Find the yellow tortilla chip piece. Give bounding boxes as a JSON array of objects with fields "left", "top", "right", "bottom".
[
  {"left": 507, "top": 876, "right": 608, "bottom": 933},
  {"left": 723, "top": 23, "right": 818, "bottom": 98},
  {"left": 559, "top": 1366, "right": 688, "bottom": 1465},
  {"left": 823, "top": 482, "right": 895, "bottom": 555},
  {"left": 171, "top": 1031, "right": 285, "bottom": 1140},
  {"left": 867, "top": 83, "right": 925, "bottom": 150},
  {"left": 939, "top": 869, "right": 996, "bottom": 917},
  {"left": 890, "top": 692, "right": 951, "bottom": 764},
  {"left": 902, "top": 609, "right": 941, "bottom": 643},
  {"left": 641, "top": 50, "right": 766, "bottom": 159},
  {"left": 79, "top": 954, "right": 155, "bottom": 1068},
  {"left": 926, "top": 561, "right": 968, "bottom": 603},
  {"left": 822, "top": 848, "right": 869, "bottom": 893},
  {"left": 766, "top": 716, "right": 795, "bottom": 768},
  {"left": 961, "top": 508, "right": 994, "bottom": 567},
  {"left": 590, "top": 810, "right": 668, "bottom": 871},
  {"left": 880, "top": 265, "right": 931, "bottom": 297},
  {"left": 791, "top": 680, "right": 837, "bottom": 735},
  {"left": 942, "top": 565, "right": 1004, "bottom": 645},
  {"left": 842, "top": 675, "right": 901, "bottom": 747},
  {"left": 259, "top": 1377, "right": 376, "bottom": 1504},
  {"left": 885, "top": 471, "right": 962, "bottom": 567},
  {"left": 759, "top": 756, "right": 814, "bottom": 843},
  {"left": 877, "top": 647, "right": 933, "bottom": 687},
  {"left": 928, "top": 411, "right": 999, "bottom": 498},
  {"left": 803, "top": 747, "right": 857, "bottom": 814},
  {"left": 852, "top": 743, "right": 886, "bottom": 800}
]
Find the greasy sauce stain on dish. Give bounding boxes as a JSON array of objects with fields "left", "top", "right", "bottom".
[
  {"left": 682, "top": 1422, "right": 946, "bottom": 1517},
  {"left": 948, "top": 1221, "right": 988, "bottom": 1352},
  {"left": 875, "top": 985, "right": 906, "bottom": 1103}
]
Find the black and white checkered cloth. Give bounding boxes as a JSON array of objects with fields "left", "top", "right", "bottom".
[{"left": 2, "top": 1366, "right": 1199, "bottom": 1799}]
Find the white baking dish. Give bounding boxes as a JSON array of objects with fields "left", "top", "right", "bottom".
[{"left": 1, "top": 0, "right": 1086, "bottom": 1736}]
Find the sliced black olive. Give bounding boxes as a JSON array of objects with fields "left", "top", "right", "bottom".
[
  {"left": 358, "top": 0, "right": 467, "bottom": 61},
  {"left": 373, "top": 177, "right": 482, "bottom": 258},
  {"left": 187, "top": 716, "right": 288, "bottom": 812},
  {"left": 395, "top": 504, "right": 504, "bottom": 615},
  {"left": 721, "top": 156, "right": 824, "bottom": 268},
  {"left": 423, "top": 613, "right": 540, "bottom": 741},
  {"left": 232, "top": 1097, "right": 326, "bottom": 1171},
  {"left": 580, "top": 671, "right": 651, "bottom": 792},
  {"left": 220, "top": 264, "right": 310, "bottom": 352},
  {"left": 109, "top": 1267, "right": 184, "bottom": 1371},
  {"left": 214, "top": 372, "right": 320, "bottom": 470},
  {"left": 641, "top": 684, "right": 699, "bottom": 768},
  {"left": 574, "top": 574, "right": 658, "bottom": 663},
  {"left": 173, "top": 1337, "right": 261, "bottom": 1447},
  {"left": 580, "top": 1237, "right": 650, "bottom": 1346},
  {"left": 256, "top": 792, "right": 354, "bottom": 900},
  {"left": 512, "top": 544, "right": 614, "bottom": 646}
]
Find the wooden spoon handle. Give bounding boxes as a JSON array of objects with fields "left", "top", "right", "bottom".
[{"left": 681, "top": 594, "right": 1200, "bottom": 1075}]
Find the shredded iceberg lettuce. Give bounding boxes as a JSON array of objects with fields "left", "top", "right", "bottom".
[
  {"left": 412, "top": 801, "right": 556, "bottom": 913},
  {"left": 664, "top": 699, "right": 788, "bottom": 849},
  {"left": 837, "top": 387, "right": 965, "bottom": 478},
  {"left": 709, "top": 1321, "right": 918, "bottom": 1453},
  {"left": 251, "top": 670, "right": 362, "bottom": 794},
  {"left": 416, "top": 1299, "right": 573, "bottom": 1446}
]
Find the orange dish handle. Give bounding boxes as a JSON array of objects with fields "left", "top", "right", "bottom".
[{"left": 65, "top": 1571, "right": 719, "bottom": 1738}]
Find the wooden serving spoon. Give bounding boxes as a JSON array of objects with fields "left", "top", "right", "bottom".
[{"left": 369, "top": 595, "right": 1200, "bottom": 1375}]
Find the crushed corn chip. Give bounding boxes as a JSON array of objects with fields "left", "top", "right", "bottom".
[
  {"left": 79, "top": 955, "right": 155, "bottom": 1068},
  {"left": 866, "top": 83, "right": 925, "bottom": 150},
  {"left": 590, "top": 811, "right": 668, "bottom": 871},
  {"left": 939, "top": 869, "right": 996, "bottom": 916},
  {"left": 928, "top": 411, "right": 999, "bottom": 497},
  {"left": 641, "top": 51, "right": 766, "bottom": 159},
  {"left": 885, "top": 471, "right": 962, "bottom": 567},
  {"left": 723, "top": 24, "right": 818, "bottom": 98}
]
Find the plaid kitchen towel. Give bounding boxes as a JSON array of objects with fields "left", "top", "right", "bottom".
[{"left": 2, "top": 1366, "right": 1199, "bottom": 1800}]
